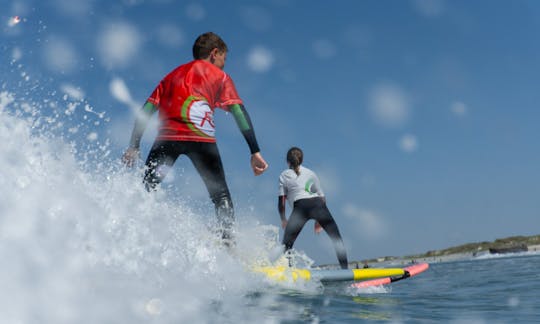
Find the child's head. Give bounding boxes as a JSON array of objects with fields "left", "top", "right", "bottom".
[
  {"left": 286, "top": 147, "right": 303, "bottom": 175},
  {"left": 193, "top": 32, "right": 228, "bottom": 69}
]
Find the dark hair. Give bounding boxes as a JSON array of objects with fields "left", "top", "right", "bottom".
[
  {"left": 192, "top": 32, "right": 228, "bottom": 59},
  {"left": 286, "top": 147, "right": 303, "bottom": 176}
]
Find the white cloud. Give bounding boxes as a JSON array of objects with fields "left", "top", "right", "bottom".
[
  {"left": 97, "top": 22, "right": 142, "bottom": 69},
  {"left": 52, "top": 0, "right": 94, "bottom": 17},
  {"left": 342, "top": 204, "right": 387, "bottom": 240},
  {"left": 312, "top": 39, "right": 337, "bottom": 59},
  {"left": 412, "top": 0, "right": 445, "bottom": 18},
  {"left": 247, "top": 46, "right": 274, "bottom": 73},
  {"left": 368, "top": 83, "right": 410, "bottom": 128},
  {"left": 450, "top": 101, "right": 467, "bottom": 117},
  {"left": 185, "top": 3, "right": 206, "bottom": 21},
  {"left": 157, "top": 24, "right": 184, "bottom": 48},
  {"left": 399, "top": 134, "right": 418, "bottom": 153},
  {"left": 60, "top": 83, "right": 85, "bottom": 101},
  {"left": 239, "top": 6, "right": 272, "bottom": 32},
  {"left": 42, "top": 37, "right": 78, "bottom": 73}
]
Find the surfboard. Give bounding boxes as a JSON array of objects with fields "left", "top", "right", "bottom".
[
  {"left": 253, "top": 265, "right": 417, "bottom": 283},
  {"left": 350, "top": 262, "right": 429, "bottom": 288}
]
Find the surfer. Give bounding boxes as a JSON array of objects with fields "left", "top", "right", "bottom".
[
  {"left": 278, "top": 147, "right": 348, "bottom": 269},
  {"left": 122, "top": 32, "right": 268, "bottom": 245}
]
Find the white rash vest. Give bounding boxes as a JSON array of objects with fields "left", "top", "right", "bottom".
[{"left": 278, "top": 165, "right": 324, "bottom": 207}]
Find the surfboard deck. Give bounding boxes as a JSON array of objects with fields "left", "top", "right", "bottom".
[
  {"left": 350, "top": 263, "right": 429, "bottom": 288},
  {"left": 253, "top": 264, "right": 424, "bottom": 283}
]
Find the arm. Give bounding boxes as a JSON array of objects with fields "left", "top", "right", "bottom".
[
  {"left": 122, "top": 101, "right": 157, "bottom": 167},
  {"left": 229, "top": 103, "right": 259, "bottom": 154},
  {"left": 229, "top": 103, "right": 268, "bottom": 175},
  {"left": 278, "top": 195, "right": 288, "bottom": 229}
]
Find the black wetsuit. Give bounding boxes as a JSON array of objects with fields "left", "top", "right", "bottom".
[
  {"left": 129, "top": 101, "right": 260, "bottom": 243},
  {"left": 282, "top": 197, "right": 348, "bottom": 269},
  {"left": 143, "top": 140, "right": 234, "bottom": 240}
]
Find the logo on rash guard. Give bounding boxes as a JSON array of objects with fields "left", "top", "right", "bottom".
[
  {"left": 305, "top": 179, "right": 316, "bottom": 194},
  {"left": 201, "top": 111, "right": 215, "bottom": 129},
  {"left": 185, "top": 100, "right": 215, "bottom": 137}
]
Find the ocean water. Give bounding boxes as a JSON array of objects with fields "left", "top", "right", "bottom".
[
  {"left": 252, "top": 253, "right": 540, "bottom": 323},
  {"left": 1, "top": 90, "right": 539, "bottom": 324}
]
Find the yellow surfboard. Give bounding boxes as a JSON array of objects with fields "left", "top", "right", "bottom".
[{"left": 253, "top": 265, "right": 406, "bottom": 282}]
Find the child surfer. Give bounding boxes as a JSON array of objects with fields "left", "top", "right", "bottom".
[{"left": 277, "top": 147, "right": 348, "bottom": 269}]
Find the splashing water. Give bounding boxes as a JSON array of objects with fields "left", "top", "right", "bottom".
[{"left": 0, "top": 87, "right": 319, "bottom": 323}]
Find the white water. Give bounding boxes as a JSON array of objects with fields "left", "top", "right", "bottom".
[{"left": 0, "top": 90, "right": 316, "bottom": 323}]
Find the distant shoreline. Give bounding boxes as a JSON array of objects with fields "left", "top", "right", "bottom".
[
  {"left": 367, "top": 243, "right": 540, "bottom": 268},
  {"left": 319, "top": 234, "right": 540, "bottom": 269}
]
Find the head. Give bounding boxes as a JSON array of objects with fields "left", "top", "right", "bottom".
[
  {"left": 286, "top": 147, "right": 303, "bottom": 175},
  {"left": 192, "top": 32, "right": 228, "bottom": 69}
]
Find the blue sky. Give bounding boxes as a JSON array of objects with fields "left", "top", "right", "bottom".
[{"left": 2, "top": 0, "right": 539, "bottom": 264}]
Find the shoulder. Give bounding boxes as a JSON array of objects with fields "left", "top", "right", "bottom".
[
  {"left": 279, "top": 169, "right": 295, "bottom": 180},
  {"left": 280, "top": 168, "right": 294, "bottom": 176},
  {"left": 300, "top": 165, "right": 316, "bottom": 175},
  {"left": 161, "top": 62, "right": 190, "bottom": 81},
  {"left": 173, "top": 60, "right": 194, "bottom": 73}
]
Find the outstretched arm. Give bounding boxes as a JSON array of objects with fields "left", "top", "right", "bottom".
[
  {"left": 229, "top": 103, "right": 268, "bottom": 175},
  {"left": 122, "top": 101, "right": 157, "bottom": 167}
]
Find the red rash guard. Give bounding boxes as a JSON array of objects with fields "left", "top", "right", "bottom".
[{"left": 147, "top": 59, "right": 243, "bottom": 143}]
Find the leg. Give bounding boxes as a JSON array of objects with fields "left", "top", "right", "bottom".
[
  {"left": 143, "top": 141, "right": 181, "bottom": 191},
  {"left": 282, "top": 206, "right": 309, "bottom": 251},
  {"left": 281, "top": 206, "right": 309, "bottom": 267},
  {"left": 186, "top": 143, "right": 234, "bottom": 243},
  {"left": 313, "top": 201, "right": 348, "bottom": 269}
]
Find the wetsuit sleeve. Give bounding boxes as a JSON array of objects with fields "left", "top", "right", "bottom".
[
  {"left": 278, "top": 172, "right": 287, "bottom": 220},
  {"left": 128, "top": 101, "right": 157, "bottom": 149},
  {"left": 278, "top": 195, "right": 287, "bottom": 221},
  {"left": 229, "top": 103, "right": 260, "bottom": 154}
]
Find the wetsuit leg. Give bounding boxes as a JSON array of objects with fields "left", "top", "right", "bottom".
[
  {"left": 186, "top": 142, "right": 234, "bottom": 243},
  {"left": 312, "top": 200, "right": 348, "bottom": 269},
  {"left": 281, "top": 204, "right": 310, "bottom": 267},
  {"left": 282, "top": 202, "right": 310, "bottom": 251},
  {"left": 143, "top": 141, "right": 182, "bottom": 191}
]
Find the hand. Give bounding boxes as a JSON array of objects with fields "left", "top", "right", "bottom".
[
  {"left": 250, "top": 152, "right": 268, "bottom": 175},
  {"left": 281, "top": 219, "right": 288, "bottom": 230},
  {"left": 314, "top": 221, "right": 322, "bottom": 234},
  {"left": 122, "top": 147, "right": 140, "bottom": 168}
]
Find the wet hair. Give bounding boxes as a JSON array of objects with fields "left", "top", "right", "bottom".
[
  {"left": 192, "top": 32, "right": 228, "bottom": 59},
  {"left": 286, "top": 147, "right": 303, "bottom": 176}
]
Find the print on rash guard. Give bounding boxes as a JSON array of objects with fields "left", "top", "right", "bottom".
[{"left": 147, "top": 59, "right": 243, "bottom": 143}]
